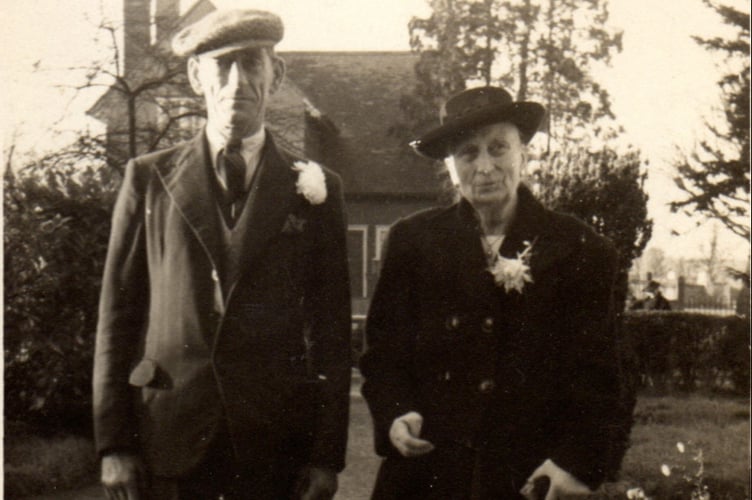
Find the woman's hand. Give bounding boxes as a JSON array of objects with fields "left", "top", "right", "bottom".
[
  {"left": 520, "top": 459, "right": 592, "bottom": 500},
  {"left": 388, "top": 411, "right": 435, "bottom": 457}
]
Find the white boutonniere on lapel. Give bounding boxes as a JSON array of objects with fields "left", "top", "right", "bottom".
[
  {"left": 488, "top": 240, "right": 534, "bottom": 293},
  {"left": 293, "top": 160, "right": 327, "bottom": 205}
]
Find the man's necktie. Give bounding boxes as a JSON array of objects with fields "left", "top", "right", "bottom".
[{"left": 219, "top": 140, "right": 246, "bottom": 205}]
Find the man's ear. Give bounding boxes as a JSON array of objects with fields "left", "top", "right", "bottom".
[
  {"left": 187, "top": 56, "right": 204, "bottom": 96},
  {"left": 269, "top": 55, "right": 286, "bottom": 95}
]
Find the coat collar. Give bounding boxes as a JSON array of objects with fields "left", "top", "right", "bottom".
[
  {"left": 155, "top": 129, "right": 299, "bottom": 305},
  {"left": 156, "top": 131, "right": 222, "bottom": 272},
  {"left": 231, "top": 132, "right": 298, "bottom": 293},
  {"left": 453, "top": 184, "right": 576, "bottom": 279}
]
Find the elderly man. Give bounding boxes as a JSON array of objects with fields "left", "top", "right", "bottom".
[
  {"left": 93, "top": 9, "right": 351, "bottom": 500},
  {"left": 361, "top": 86, "right": 632, "bottom": 499}
]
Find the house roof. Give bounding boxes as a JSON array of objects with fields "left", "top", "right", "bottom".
[{"left": 281, "top": 51, "right": 443, "bottom": 196}]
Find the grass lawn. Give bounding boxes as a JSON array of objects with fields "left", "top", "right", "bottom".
[
  {"left": 5, "top": 388, "right": 749, "bottom": 499},
  {"left": 3, "top": 422, "right": 98, "bottom": 499},
  {"left": 616, "top": 394, "right": 750, "bottom": 499}
]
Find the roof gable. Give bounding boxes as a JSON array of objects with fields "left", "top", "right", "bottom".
[{"left": 282, "top": 51, "right": 443, "bottom": 195}]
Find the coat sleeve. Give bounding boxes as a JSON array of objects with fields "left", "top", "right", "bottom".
[
  {"left": 359, "top": 220, "right": 419, "bottom": 457},
  {"left": 307, "top": 173, "right": 352, "bottom": 472},
  {"left": 92, "top": 159, "right": 149, "bottom": 456},
  {"left": 547, "top": 232, "right": 629, "bottom": 489}
]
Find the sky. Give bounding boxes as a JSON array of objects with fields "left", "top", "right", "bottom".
[{"left": 1, "top": 0, "right": 749, "bottom": 262}]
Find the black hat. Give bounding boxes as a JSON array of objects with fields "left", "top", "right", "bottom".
[{"left": 410, "top": 86, "right": 546, "bottom": 160}]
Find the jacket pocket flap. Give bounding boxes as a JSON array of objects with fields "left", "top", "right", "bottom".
[{"left": 129, "top": 359, "right": 157, "bottom": 387}]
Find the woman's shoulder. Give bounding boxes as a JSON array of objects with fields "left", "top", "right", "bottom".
[
  {"left": 389, "top": 204, "right": 458, "bottom": 237},
  {"left": 543, "top": 210, "right": 617, "bottom": 267}
]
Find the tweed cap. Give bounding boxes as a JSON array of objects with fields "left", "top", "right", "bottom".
[{"left": 172, "top": 9, "right": 284, "bottom": 57}]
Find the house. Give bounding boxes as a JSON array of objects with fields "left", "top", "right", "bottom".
[{"left": 87, "top": 0, "right": 446, "bottom": 316}]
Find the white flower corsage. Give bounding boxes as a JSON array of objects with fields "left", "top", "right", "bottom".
[
  {"left": 293, "top": 160, "right": 327, "bottom": 205},
  {"left": 488, "top": 240, "right": 534, "bottom": 293}
]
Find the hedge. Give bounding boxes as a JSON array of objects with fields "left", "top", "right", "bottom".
[{"left": 623, "top": 311, "right": 750, "bottom": 394}]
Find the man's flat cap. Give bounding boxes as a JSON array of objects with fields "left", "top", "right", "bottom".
[{"left": 172, "top": 9, "right": 284, "bottom": 57}]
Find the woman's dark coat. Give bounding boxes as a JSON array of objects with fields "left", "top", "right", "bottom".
[{"left": 360, "top": 186, "right": 630, "bottom": 499}]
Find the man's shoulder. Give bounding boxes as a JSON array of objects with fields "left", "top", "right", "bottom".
[{"left": 131, "top": 141, "right": 190, "bottom": 168}]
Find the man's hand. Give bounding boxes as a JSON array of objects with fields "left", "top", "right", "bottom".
[
  {"left": 388, "top": 411, "right": 435, "bottom": 458},
  {"left": 520, "top": 458, "right": 592, "bottom": 500},
  {"left": 296, "top": 466, "right": 338, "bottom": 500},
  {"left": 100, "top": 452, "right": 145, "bottom": 500}
]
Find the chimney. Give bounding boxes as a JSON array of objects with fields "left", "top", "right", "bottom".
[
  {"left": 155, "top": 0, "right": 180, "bottom": 43},
  {"left": 123, "top": 0, "right": 150, "bottom": 74}
]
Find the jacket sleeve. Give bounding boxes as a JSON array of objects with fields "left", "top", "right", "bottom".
[
  {"left": 307, "top": 173, "right": 352, "bottom": 472},
  {"left": 359, "top": 220, "right": 419, "bottom": 457},
  {"left": 92, "top": 159, "right": 149, "bottom": 456},
  {"left": 547, "top": 232, "right": 628, "bottom": 489}
]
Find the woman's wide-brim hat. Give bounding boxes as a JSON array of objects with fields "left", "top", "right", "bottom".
[{"left": 410, "top": 86, "right": 546, "bottom": 160}]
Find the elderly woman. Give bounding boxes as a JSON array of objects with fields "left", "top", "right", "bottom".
[{"left": 360, "top": 86, "right": 631, "bottom": 499}]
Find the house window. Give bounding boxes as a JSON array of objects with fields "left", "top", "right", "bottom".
[{"left": 347, "top": 225, "right": 368, "bottom": 298}]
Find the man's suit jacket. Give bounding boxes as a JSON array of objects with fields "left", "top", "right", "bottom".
[
  {"left": 93, "top": 131, "right": 351, "bottom": 477},
  {"left": 361, "top": 186, "right": 631, "bottom": 497}
]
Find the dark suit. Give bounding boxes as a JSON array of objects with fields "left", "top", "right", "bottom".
[
  {"left": 93, "top": 131, "right": 351, "bottom": 495},
  {"left": 361, "top": 186, "right": 630, "bottom": 499}
]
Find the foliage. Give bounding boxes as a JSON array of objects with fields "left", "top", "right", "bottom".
[
  {"left": 397, "top": 0, "right": 623, "bottom": 145},
  {"left": 624, "top": 311, "right": 750, "bottom": 394},
  {"left": 3, "top": 151, "right": 118, "bottom": 429},
  {"left": 532, "top": 146, "right": 653, "bottom": 308},
  {"left": 671, "top": 0, "right": 751, "bottom": 240}
]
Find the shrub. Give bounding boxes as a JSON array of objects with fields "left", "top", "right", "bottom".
[
  {"left": 3, "top": 162, "right": 117, "bottom": 431},
  {"left": 623, "top": 311, "right": 750, "bottom": 393}
]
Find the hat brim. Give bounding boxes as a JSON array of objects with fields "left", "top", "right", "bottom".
[
  {"left": 411, "top": 102, "right": 546, "bottom": 160},
  {"left": 197, "top": 40, "right": 277, "bottom": 58}
]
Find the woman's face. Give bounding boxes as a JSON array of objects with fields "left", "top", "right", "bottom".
[{"left": 450, "top": 122, "right": 527, "bottom": 211}]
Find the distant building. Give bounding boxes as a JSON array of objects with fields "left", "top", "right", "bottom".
[{"left": 87, "top": 0, "right": 445, "bottom": 315}]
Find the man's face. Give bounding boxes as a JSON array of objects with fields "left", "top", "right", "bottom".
[
  {"left": 188, "top": 47, "right": 285, "bottom": 141},
  {"left": 450, "top": 122, "right": 527, "bottom": 210}
]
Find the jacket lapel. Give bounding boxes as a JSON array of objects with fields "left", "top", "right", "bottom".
[
  {"left": 448, "top": 200, "right": 499, "bottom": 307},
  {"left": 229, "top": 133, "right": 298, "bottom": 297},
  {"left": 156, "top": 132, "right": 222, "bottom": 273},
  {"left": 500, "top": 186, "right": 574, "bottom": 276},
  {"left": 448, "top": 187, "right": 576, "bottom": 299}
]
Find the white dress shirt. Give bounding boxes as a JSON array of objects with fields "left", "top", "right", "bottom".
[{"left": 205, "top": 126, "right": 266, "bottom": 191}]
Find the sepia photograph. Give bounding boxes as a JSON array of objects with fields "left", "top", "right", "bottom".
[{"left": 2, "top": 0, "right": 749, "bottom": 499}]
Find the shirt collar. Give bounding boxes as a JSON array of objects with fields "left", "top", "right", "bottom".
[{"left": 205, "top": 126, "right": 267, "bottom": 170}]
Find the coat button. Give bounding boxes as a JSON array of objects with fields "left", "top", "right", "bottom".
[
  {"left": 482, "top": 316, "right": 494, "bottom": 333},
  {"left": 445, "top": 315, "right": 460, "bottom": 330},
  {"left": 437, "top": 371, "right": 451, "bottom": 382},
  {"left": 478, "top": 379, "right": 496, "bottom": 394}
]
